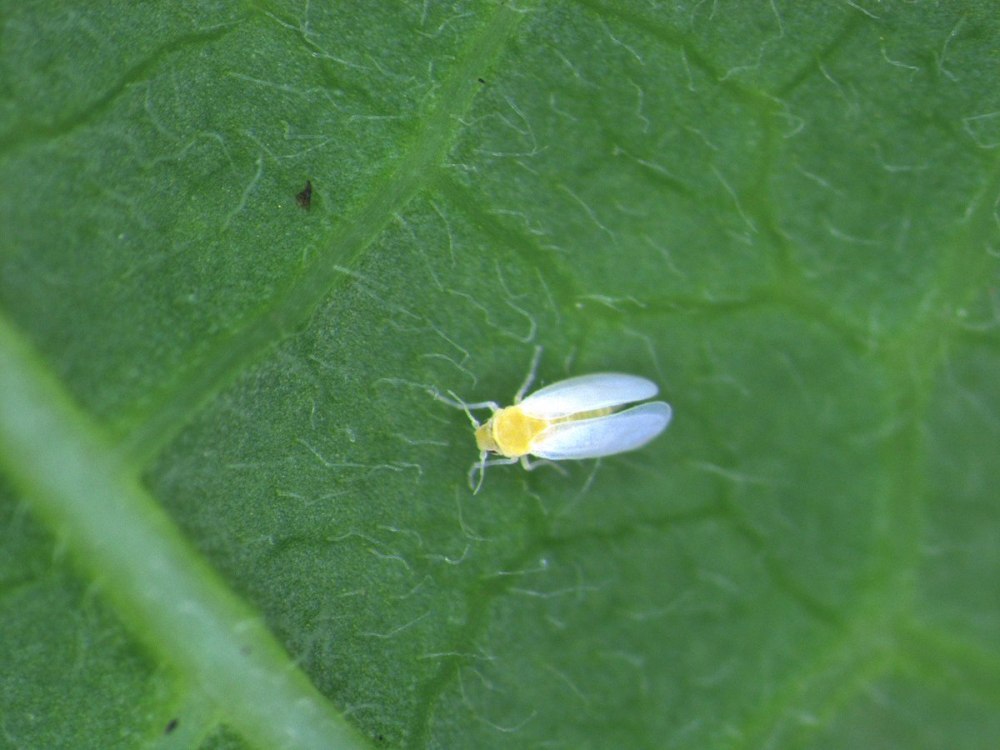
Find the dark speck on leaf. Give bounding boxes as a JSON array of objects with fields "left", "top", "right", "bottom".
[
  {"left": 164, "top": 718, "right": 179, "bottom": 734},
  {"left": 296, "top": 179, "right": 313, "bottom": 209},
  {"left": 477, "top": 77, "right": 486, "bottom": 84}
]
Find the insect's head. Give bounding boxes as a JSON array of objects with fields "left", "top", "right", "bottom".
[{"left": 474, "top": 421, "right": 497, "bottom": 453}]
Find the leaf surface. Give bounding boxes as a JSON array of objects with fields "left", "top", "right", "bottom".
[{"left": 1, "top": 2, "right": 998, "bottom": 748}]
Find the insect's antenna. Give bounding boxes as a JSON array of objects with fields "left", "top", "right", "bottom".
[{"left": 514, "top": 344, "right": 543, "bottom": 403}]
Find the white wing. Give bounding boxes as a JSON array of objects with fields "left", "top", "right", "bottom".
[
  {"left": 529, "top": 401, "right": 672, "bottom": 460},
  {"left": 518, "top": 373, "right": 659, "bottom": 419}
]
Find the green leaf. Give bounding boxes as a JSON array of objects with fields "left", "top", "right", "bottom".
[{"left": 1, "top": 2, "right": 998, "bottom": 749}]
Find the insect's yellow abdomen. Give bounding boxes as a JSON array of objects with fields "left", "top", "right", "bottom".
[{"left": 475, "top": 406, "right": 548, "bottom": 458}]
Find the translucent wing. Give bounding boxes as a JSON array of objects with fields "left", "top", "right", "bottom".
[
  {"left": 518, "top": 373, "right": 659, "bottom": 419},
  {"left": 529, "top": 401, "right": 672, "bottom": 460}
]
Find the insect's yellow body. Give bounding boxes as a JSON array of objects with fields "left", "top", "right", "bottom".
[{"left": 475, "top": 406, "right": 613, "bottom": 458}]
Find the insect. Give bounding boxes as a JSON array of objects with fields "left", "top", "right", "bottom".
[{"left": 439, "top": 348, "right": 672, "bottom": 492}]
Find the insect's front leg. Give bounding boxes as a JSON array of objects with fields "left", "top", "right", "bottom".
[
  {"left": 432, "top": 389, "right": 499, "bottom": 427},
  {"left": 467, "top": 454, "right": 519, "bottom": 493}
]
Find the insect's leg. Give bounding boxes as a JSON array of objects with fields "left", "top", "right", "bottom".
[
  {"left": 485, "top": 456, "right": 521, "bottom": 468},
  {"left": 430, "top": 389, "right": 471, "bottom": 409},
  {"left": 519, "top": 455, "right": 569, "bottom": 476},
  {"left": 513, "top": 345, "right": 543, "bottom": 403},
  {"left": 432, "top": 389, "right": 498, "bottom": 427},
  {"left": 459, "top": 400, "right": 502, "bottom": 411},
  {"left": 468, "top": 453, "right": 486, "bottom": 494},
  {"left": 468, "top": 455, "right": 519, "bottom": 493}
]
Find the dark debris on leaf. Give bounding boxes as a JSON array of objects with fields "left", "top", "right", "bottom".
[{"left": 296, "top": 179, "right": 313, "bottom": 209}]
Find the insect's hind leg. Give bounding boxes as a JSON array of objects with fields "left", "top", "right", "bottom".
[{"left": 519, "top": 455, "right": 568, "bottom": 476}]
